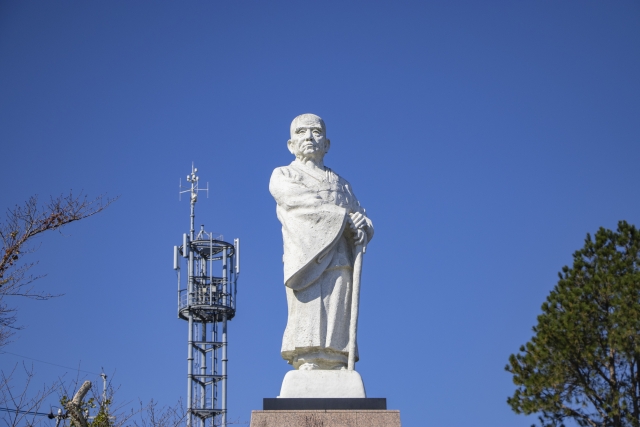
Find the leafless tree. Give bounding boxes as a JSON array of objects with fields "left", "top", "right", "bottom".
[
  {"left": 1, "top": 368, "right": 246, "bottom": 427},
  {"left": 133, "top": 401, "right": 248, "bottom": 427},
  {"left": 0, "top": 192, "right": 116, "bottom": 346},
  {"left": 0, "top": 364, "right": 59, "bottom": 427},
  {"left": 133, "top": 400, "right": 187, "bottom": 427},
  {"left": 0, "top": 368, "right": 135, "bottom": 427}
]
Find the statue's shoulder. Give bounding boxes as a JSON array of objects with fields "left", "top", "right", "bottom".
[
  {"left": 271, "top": 164, "right": 301, "bottom": 180},
  {"left": 269, "top": 164, "right": 308, "bottom": 200}
]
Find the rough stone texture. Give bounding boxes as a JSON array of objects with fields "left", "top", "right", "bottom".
[
  {"left": 269, "top": 113, "right": 374, "bottom": 375},
  {"left": 279, "top": 370, "right": 366, "bottom": 398},
  {"left": 249, "top": 410, "right": 401, "bottom": 427}
]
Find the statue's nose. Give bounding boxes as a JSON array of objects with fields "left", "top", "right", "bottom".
[{"left": 304, "top": 129, "right": 313, "bottom": 140}]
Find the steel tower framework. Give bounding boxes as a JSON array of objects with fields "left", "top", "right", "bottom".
[{"left": 173, "top": 165, "right": 239, "bottom": 427}]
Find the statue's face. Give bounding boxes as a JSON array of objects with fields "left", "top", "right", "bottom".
[{"left": 288, "top": 117, "right": 329, "bottom": 160}]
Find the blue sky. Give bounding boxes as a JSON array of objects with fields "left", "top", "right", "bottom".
[{"left": 1, "top": 1, "right": 639, "bottom": 426}]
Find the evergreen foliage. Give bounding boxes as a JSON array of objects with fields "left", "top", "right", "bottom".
[{"left": 507, "top": 221, "right": 640, "bottom": 427}]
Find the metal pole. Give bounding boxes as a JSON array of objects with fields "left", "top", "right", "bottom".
[
  {"left": 177, "top": 268, "right": 181, "bottom": 317},
  {"left": 187, "top": 315, "right": 194, "bottom": 427},
  {"left": 189, "top": 180, "right": 195, "bottom": 240},
  {"left": 200, "top": 322, "right": 206, "bottom": 427},
  {"left": 209, "top": 237, "right": 213, "bottom": 305},
  {"left": 212, "top": 322, "right": 217, "bottom": 414},
  {"left": 54, "top": 409, "right": 62, "bottom": 427},
  {"left": 101, "top": 373, "right": 107, "bottom": 403},
  {"left": 221, "top": 316, "right": 228, "bottom": 427},
  {"left": 209, "top": 237, "right": 215, "bottom": 421},
  {"left": 222, "top": 249, "right": 228, "bottom": 306},
  {"left": 187, "top": 238, "right": 194, "bottom": 427},
  {"left": 221, "top": 249, "right": 228, "bottom": 427}
]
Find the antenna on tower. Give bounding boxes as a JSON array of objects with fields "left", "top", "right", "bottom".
[
  {"left": 179, "top": 163, "right": 209, "bottom": 201},
  {"left": 179, "top": 163, "right": 209, "bottom": 239},
  {"left": 174, "top": 164, "right": 240, "bottom": 427}
]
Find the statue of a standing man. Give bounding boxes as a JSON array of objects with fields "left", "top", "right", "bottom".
[{"left": 270, "top": 113, "right": 374, "bottom": 372}]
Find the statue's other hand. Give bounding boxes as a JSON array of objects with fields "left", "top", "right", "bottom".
[
  {"left": 349, "top": 212, "right": 367, "bottom": 229},
  {"left": 348, "top": 212, "right": 367, "bottom": 246}
]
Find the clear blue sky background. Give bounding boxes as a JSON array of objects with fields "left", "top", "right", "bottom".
[{"left": 1, "top": 2, "right": 639, "bottom": 426}]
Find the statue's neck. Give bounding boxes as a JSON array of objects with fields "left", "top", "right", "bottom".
[{"left": 295, "top": 156, "right": 325, "bottom": 174}]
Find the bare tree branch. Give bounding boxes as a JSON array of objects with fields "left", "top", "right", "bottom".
[
  {"left": 0, "top": 364, "right": 59, "bottom": 427},
  {"left": 0, "top": 192, "right": 116, "bottom": 346}
]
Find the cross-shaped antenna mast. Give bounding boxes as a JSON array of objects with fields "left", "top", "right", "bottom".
[{"left": 179, "top": 163, "right": 209, "bottom": 239}]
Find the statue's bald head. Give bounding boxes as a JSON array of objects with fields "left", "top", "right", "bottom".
[
  {"left": 290, "top": 114, "right": 326, "bottom": 138},
  {"left": 287, "top": 113, "right": 330, "bottom": 163}
]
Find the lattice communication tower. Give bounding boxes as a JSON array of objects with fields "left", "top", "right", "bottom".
[{"left": 173, "top": 164, "right": 240, "bottom": 427}]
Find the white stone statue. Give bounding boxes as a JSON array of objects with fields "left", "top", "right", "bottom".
[{"left": 270, "top": 114, "right": 374, "bottom": 397}]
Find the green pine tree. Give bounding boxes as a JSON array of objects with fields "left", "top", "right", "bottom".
[{"left": 507, "top": 221, "right": 640, "bottom": 427}]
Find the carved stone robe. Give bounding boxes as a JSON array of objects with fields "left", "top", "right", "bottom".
[{"left": 269, "top": 161, "right": 373, "bottom": 368}]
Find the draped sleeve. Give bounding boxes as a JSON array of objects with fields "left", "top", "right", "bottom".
[{"left": 269, "top": 166, "right": 348, "bottom": 291}]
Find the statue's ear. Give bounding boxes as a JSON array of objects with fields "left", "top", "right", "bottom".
[
  {"left": 287, "top": 139, "right": 295, "bottom": 155},
  {"left": 324, "top": 138, "right": 331, "bottom": 154}
]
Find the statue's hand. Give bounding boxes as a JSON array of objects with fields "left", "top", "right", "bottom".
[{"left": 348, "top": 212, "right": 367, "bottom": 246}]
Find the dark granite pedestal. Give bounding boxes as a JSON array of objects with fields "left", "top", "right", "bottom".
[
  {"left": 264, "top": 398, "right": 387, "bottom": 410},
  {"left": 249, "top": 398, "right": 402, "bottom": 427}
]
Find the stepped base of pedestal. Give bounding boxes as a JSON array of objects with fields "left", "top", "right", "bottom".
[{"left": 249, "top": 410, "right": 401, "bottom": 427}]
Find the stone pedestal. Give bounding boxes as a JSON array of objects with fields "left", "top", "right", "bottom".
[
  {"left": 279, "top": 370, "right": 366, "bottom": 398},
  {"left": 249, "top": 410, "right": 401, "bottom": 427}
]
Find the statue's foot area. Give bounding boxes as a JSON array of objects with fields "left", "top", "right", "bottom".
[
  {"left": 291, "top": 349, "right": 349, "bottom": 370},
  {"left": 298, "top": 362, "right": 320, "bottom": 371},
  {"left": 278, "top": 370, "right": 366, "bottom": 398},
  {"left": 298, "top": 362, "right": 347, "bottom": 371}
]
